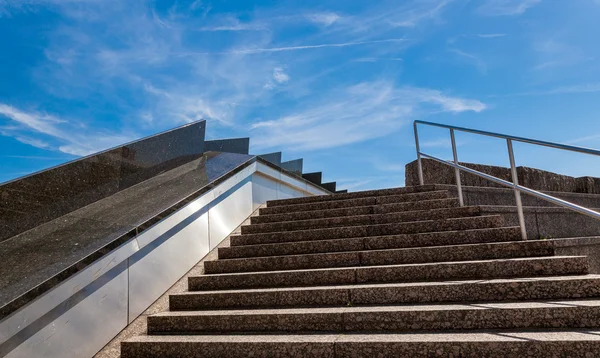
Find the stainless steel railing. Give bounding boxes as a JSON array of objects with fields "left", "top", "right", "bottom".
[{"left": 413, "top": 120, "right": 600, "bottom": 240}]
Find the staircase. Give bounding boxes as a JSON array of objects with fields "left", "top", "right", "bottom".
[{"left": 121, "top": 185, "right": 600, "bottom": 357}]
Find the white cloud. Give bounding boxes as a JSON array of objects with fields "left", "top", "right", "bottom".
[
  {"left": 477, "top": 0, "right": 542, "bottom": 16},
  {"left": 273, "top": 67, "right": 290, "bottom": 84},
  {"left": 306, "top": 12, "right": 341, "bottom": 27},
  {"left": 476, "top": 34, "right": 506, "bottom": 38},
  {"left": 198, "top": 17, "right": 266, "bottom": 31},
  {"left": 504, "top": 83, "right": 600, "bottom": 96},
  {"left": 199, "top": 38, "right": 409, "bottom": 55},
  {"left": 0, "top": 103, "right": 136, "bottom": 156},
  {"left": 250, "top": 81, "right": 485, "bottom": 151},
  {"left": 448, "top": 48, "right": 488, "bottom": 74}
]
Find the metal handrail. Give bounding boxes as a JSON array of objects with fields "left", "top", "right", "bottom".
[{"left": 413, "top": 120, "right": 600, "bottom": 240}]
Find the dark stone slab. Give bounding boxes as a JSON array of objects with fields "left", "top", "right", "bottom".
[
  {"left": 204, "top": 138, "right": 250, "bottom": 154},
  {"left": 281, "top": 159, "right": 303, "bottom": 176},
  {"left": 0, "top": 151, "right": 254, "bottom": 319},
  {"left": 321, "top": 182, "right": 337, "bottom": 192},
  {"left": 406, "top": 158, "right": 600, "bottom": 194},
  {"left": 302, "top": 172, "right": 322, "bottom": 185},
  {"left": 0, "top": 121, "right": 206, "bottom": 242},
  {"left": 257, "top": 152, "right": 282, "bottom": 166}
]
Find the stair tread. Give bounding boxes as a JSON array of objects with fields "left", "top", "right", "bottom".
[
  {"left": 126, "top": 329, "right": 600, "bottom": 343},
  {"left": 201, "top": 255, "right": 583, "bottom": 276},
  {"left": 216, "top": 239, "right": 553, "bottom": 263},
  {"left": 177, "top": 273, "right": 600, "bottom": 295},
  {"left": 219, "top": 227, "right": 522, "bottom": 259},
  {"left": 152, "top": 298, "right": 600, "bottom": 317},
  {"left": 234, "top": 215, "right": 502, "bottom": 240}
]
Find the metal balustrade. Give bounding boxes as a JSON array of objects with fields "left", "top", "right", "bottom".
[{"left": 413, "top": 120, "right": 600, "bottom": 240}]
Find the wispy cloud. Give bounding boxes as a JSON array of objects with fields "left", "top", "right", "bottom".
[
  {"left": 0, "top": 103, "right": 136, "bottom": 156},
  {"left": 504, "top": 83, "right": 600, "bottom": 96},
  {"left": 306, "top": 12, "right": 341, "bottom": 27},
  {"left": 198, "top": 17, "right": 267, "bottom": 32},
  {"left": 448, "top": 48, "right": 488, "bottom": 74},
  {"left": 193, "top": 38, "right": 409, "bottom": 55},
  {"left": 476, "top": 34, "right": 506, "bottom": 38},
  {"left": 532, "top": 38, "right": 591, "bottom": 71},
  {"left": 476, "top": 0, "right": 542, "bottom": 16},
  {"left": 565, "top": 134, "right": 600, "bottom": 145},
  {"left": 250, "top": 81, "right": 485, "bottom": 151},
  {"left": 388, "top": 0, "right": 455, "bottom": 27}
]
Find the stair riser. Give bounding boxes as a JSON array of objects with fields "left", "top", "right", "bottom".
[
  {"left": 336, "top": 342, "right": 600, "bottom": 358},
  {"left": 251, "top": 198, "right": 459, "bottom": 225},
  {"left": 218, "top": 227, "right": 521, "bottom": 259},
  {"left": 365, "top": 227, "right": 521, "bottom": 250},
  {"left": 121, "top": 341, "right": 334, "bottom": 358},
  {"left": 171, "top": 278, "right": 600, "bottom": 310},
  {"left": 194, "top": 257, "right": 587, "bottom": 290},
  {"left": 148, "top": 306, "right": 600, "bottom": 334},
  {"left": 266, "top": 185, "right": 436, "bottom": 207},
  {"left": 121, "top": 340, "right": 600, "bottom": 358},
  {"left": 210, "top": 242, "right": 554, "bottom": 274},
  {"left": 231, "top": 216, "right": 503, "bottom": 246},
  {"left": 259, "top": 191, "right": 449, "bottom": 216},
  {"left": 242, "top": 207, "right": 481, "bottom": 234}
]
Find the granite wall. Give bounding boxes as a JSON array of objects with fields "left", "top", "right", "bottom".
[
  {"left": 406, "top": 158, "right": 600, "bottom": 194},
  {"left": 0, "top": 121, "right": 206, "bottom": 242}
]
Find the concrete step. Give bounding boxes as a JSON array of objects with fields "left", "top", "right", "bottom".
[
  {"left": 231, "top": 215, "right": 503, "bottom": 246},
  {"left": 265, "top": 185, "right": 437, "bottom": 207},
  {"left": 194, "top": 256, "right": 587, "bottom": 290},
  {"left": 210, "top": 240, "right": 556, "bottom": 274},
  {"left": 121, "top": 331, "right": 600, "bottom": 358},
  {"left": 252, "top": 198, "right": 460, "bottom": 225},
  {"left": 170, "top": 275, "right": 600, "bottom": 310},
  {"left": 258, "top": 190, "right": 449, "bottom": 216},
  {"left": 242, "top": 206, "right": 482, "bottom": 234},
  {"left": 148, "top": 299, "right": 600, "bottom": 334},
  {"left": 219, "top": 227, "right": 522, "bottom": 259}
]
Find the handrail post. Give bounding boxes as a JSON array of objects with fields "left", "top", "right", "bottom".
[
  {"left": 450, "top": 129, "right": 464, "bottom": 207},
  {"left": 414, "top": 122, "right": 424, "bottom": 185},
  {"left": 507, "top": 139, "right": 528, "bottom": 240}
]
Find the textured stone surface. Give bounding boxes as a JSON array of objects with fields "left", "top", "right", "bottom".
[
  {"left": 242, "top": 206, "right": 481, "bottom": 234},
  {"left": 147, "top": 300, "right": 600, "bottom": 334},
  {"left": 266, "top": 185, "right": 436, "bottom": 207},
  {"left": 405, "top": 158, "right": 600, "bottom": 194},
  {"left": 210, "top": 240, "right": 557, "bottom": 275},
  {"left": 190, "top": 267, "right": 357, "bottom": 290},
  {"left": 174, "top": 274, "right": 600, "bottom": 310},
  {"left": 122, "top": 335, "right": 335, "bottom": 358},
  {"left": 219, "top": 237, "right": 365, "bottom": 259},
  {"left": 204, "top": 251, "right": 361, "bottom": 274},
  {"left": 192, "top": 256, "right": 587, "bottom": 291},
  {"left": 120, "top": 186, "right": 600, "bottom": 358},
  {"left": 231, "top": 215, "right": 503, "bottom": 246},
  {"left": 259, "top": 190, "right": 448, "bottom": 216},
  {"left": 364, "top": 226, "right": 521, "bottom": 250},
  {"left": 121, "top": 332, "right": 600, "bottom": 358}
]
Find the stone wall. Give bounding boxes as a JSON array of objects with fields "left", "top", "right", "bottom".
[{"left": 405, "top": 158, "right": 600, "bottom": 194}]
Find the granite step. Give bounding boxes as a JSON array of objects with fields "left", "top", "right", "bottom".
[
  {"left": 265, "top": 185, "right": 437, "bottom": 207},
  {"left": 251, "top": 197, "right": 460, "bottom": 225},
  {"left": 121, "top": 331, "right": 600, "bottom": 358},
  {"left": 219, "top": 227, "right": 522, "bottom": 259},
  {"left": 231, "top": 215, "right": 503, "bottom": 246},
  {"left": 170, "top": 274, "right": 600, "bottom": 311},
  {"left": 148, "top": 299, "right": 600, "bottom": 334},
  {"left": 194, "top": 256, "right": 587, "bottom": 289},
  {"left": 241, "top": 206, "right": 482, "bottom": 234},
  {"left": 209, "top": 240, "right": 556, "bottom": 274},
  {"left": 258, "top": 190, "right": 449, "bottom": 216}
]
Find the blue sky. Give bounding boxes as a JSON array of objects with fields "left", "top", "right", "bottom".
[{"left": 1, "top": 0, "right": 600, "bottom": 190}]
